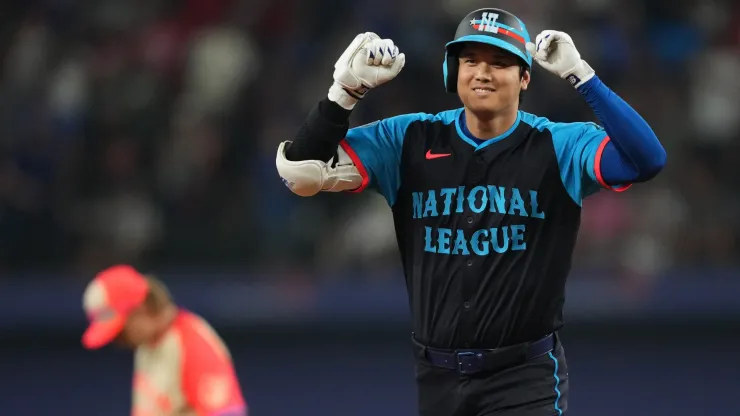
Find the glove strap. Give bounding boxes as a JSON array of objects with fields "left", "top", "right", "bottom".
[
  {"left": 566, "top": 60, "right": 596, "bottom": 89},
  {"left": 344, "top": 84, "right": 370, "bottom": 100}
]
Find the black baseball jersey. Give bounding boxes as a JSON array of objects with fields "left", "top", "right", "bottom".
[{"left": 340, "top": 108, "right": 621, "bottom": 349}]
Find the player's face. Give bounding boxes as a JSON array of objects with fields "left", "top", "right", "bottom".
[
  {"left": 456, "top": 43, "right": 530, "bottom": 116},
  {"left": 116, "top": 306, "right": 159, "bottom": 347}
]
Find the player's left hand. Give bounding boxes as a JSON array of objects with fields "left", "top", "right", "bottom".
[{"left": 525, "top": 30, "right": 595, "bottom": 88}]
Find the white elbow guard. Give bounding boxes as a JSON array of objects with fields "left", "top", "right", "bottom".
[{"left": 275, "top": 141, "right": 364, "bottom": 196}]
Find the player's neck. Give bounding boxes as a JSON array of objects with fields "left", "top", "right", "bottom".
[
  {"left": 464, "top": 108, "right": 518, "bottom": 140},
  {"left": 146, "top": 305, "right": 179, "bottom": 346}
]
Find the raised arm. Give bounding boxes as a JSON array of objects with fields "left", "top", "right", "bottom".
[{"left": 276, "top": 32, "right": 405, "bottom": 197}]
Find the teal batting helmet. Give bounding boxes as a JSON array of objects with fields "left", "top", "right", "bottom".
[{"left": 443, "top": 8, "right": 532, "bottom": 93}]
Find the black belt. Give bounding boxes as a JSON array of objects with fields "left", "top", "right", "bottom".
[{"left": 412, "top": 333, "right": 556, "bottom": 375}]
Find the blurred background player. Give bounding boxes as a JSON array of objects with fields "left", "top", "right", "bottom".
[{"left": 82, "top": 265, "right": 248, "bottom": 416}]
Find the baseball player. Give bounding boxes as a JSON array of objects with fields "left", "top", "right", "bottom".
[
  {"left": 82, "top": 265, "right": 248, "bottom": 416},
  {"left": 276, "top": 8, "right": 665, "bottom": 416}
]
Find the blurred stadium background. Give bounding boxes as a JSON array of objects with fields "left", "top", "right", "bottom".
[{"left": 0, "top": 0, "right": 738, "bottom": 414}]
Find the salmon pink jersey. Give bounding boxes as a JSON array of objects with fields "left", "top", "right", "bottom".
[{"left": 132, "top": 310, "right": 247, "bottom": 416}]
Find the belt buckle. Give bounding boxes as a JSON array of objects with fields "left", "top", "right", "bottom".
[{"left": 456, "top": 351, "right": 483, "bottom": 375}]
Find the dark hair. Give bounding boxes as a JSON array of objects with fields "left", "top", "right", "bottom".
[
  {"left": 519, "top": 64, "right": 529, "bottom": 106},
  {"left": 142, "top": 275, "right": 173, "bottom": 313}
]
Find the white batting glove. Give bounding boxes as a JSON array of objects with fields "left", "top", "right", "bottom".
[
  {"left": 525, "top": 30, "right": 595, "bottom": 88},
  {"left": 328, "top": 32, "right": 406, "bottom": 110}
]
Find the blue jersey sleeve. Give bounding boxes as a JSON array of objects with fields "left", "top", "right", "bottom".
[
  {"left": 550, "top": 121, "right": 627, "bottom": 205},
  {"left": 577, "top": 76, "right": 666, "bottom": 185},
  {"left": 341, "top": 113, "right": 429, "bottom": 206}
]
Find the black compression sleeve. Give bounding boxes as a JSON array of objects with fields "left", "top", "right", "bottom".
[{"left": 285, "top": 98, "right": 353, "bottom": 163}]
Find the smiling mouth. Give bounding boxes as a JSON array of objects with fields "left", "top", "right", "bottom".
[{"left": 473, "top": 87, "right": 495, "bottom": 94}]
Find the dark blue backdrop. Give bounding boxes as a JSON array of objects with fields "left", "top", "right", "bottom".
[
  {"left": 1, "top": 327, "right": 737, "bottom": 416},
  {"left": 1, "top": 273, "right": 738, "bottom": 416}
]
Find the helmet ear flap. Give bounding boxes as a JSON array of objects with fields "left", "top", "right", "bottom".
[{"left": 442, "top": 55, "right": 449, "bottom": 91}]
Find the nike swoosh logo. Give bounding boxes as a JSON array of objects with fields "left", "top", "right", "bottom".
[{"left": 426, "top": 150, "right": 452, "bottom": 160}]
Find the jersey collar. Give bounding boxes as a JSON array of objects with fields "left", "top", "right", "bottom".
[{"left": 455, "top": 108, "right": 522, "bottom": 151}]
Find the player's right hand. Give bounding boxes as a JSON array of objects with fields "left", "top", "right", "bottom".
[{"left": 329, "top": 32, "right": 406, "bottom": 109}]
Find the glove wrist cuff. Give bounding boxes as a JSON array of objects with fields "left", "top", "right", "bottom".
[
  {"left": 328, "top": 83, "right": 359, "bottom": 110},
  {"left": 565, "top": 60, "right": 595, "bottom": 88}
]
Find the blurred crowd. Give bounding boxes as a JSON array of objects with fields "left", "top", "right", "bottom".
[{"left": 0, "top": 0, "right": 738, "bottom": 281}]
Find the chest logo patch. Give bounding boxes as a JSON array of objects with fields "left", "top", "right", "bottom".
[{"left": 426, "top": 150, "right": 452, "bottom": 160}]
